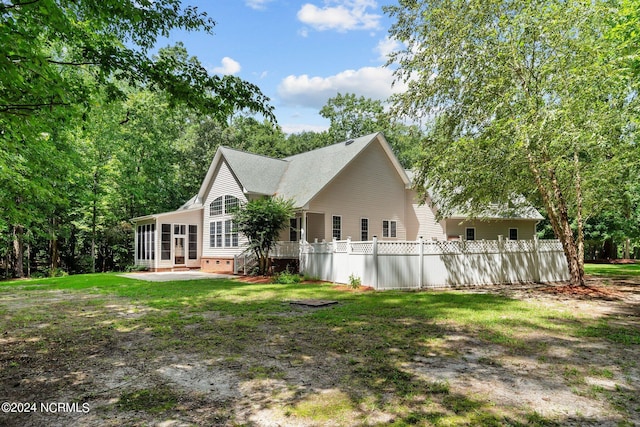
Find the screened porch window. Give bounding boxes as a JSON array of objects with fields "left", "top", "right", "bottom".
[
  {"left": 137, "top": 224, "right": 156, "bottom": 260},
  {"left": 161, "top": 224, "right": 171, "bottom": 260},
  {"left": 188, "top": 225, "right": 198, "bottom": 259}
]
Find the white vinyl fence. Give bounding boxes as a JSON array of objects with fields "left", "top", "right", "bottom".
[{"left": 300, "top": 237, "right": 569, "bottom": 290}]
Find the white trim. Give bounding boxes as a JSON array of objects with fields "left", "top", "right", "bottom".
[{"left": 131, "top": 206, "right": 203, "bottom": 223}]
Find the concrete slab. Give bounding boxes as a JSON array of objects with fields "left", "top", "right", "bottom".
[
  {"left": 289, "top": 299, "right": 339, "bottom": 307},
  {"left": 119, "top": 271, "right": 235, "bottom": 282}
]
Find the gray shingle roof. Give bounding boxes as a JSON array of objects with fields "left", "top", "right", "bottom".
[
  {"left": 218, "top": 146, "right": 288, "bottom": 196},
  {"left": 277, "top": 133, "right": 385, "bottom": 207}
]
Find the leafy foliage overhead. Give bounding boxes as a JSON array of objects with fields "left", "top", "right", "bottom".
[{"left": 0, "top": 0, "right": 274, "bottom": 120}]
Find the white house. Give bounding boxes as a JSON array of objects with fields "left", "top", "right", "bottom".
[{"left": 132, "top": 133, "right": 543, "bottom": 272}]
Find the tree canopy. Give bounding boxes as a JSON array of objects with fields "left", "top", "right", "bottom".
[
  {"left": 0, "top": 0, "right": 273, "bottom": 120},
  {"left": 386, "top": 0, "right": 639, "bottom": 286}
]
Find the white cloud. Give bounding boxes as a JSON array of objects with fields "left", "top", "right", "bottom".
[
  {"left": 297, "top": 0, "right": 381, "bottom": 32},
  {"left": 212, "top": 57, "right": 241, "bottom": 75},
  {"left": 245, "top": 0, "right": 272, "bottom": 10},
  {"left": 277, "top": 66, "right": 406, "bottom": 109},
  {"left": 281, "top": 123, "right": 329, "bottom": 135},
  {"left": 375, "top": 36, "right": 402, "bottom": 62}
]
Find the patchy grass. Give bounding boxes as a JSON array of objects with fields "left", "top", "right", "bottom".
[
  {"left": 117, "top": 387, "right": 178, "bottom": 413},
  {"left": 0, "top": 273, "right": 638, "bottom": 426}
]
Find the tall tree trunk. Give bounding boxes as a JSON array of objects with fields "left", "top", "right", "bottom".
[
  {"left": 91, "top": 171, "right": 98, "bottom": 273},
  {"left": 50, "top": 217, "right": 59, "bottom": 273},
  {"left": 26, "top": 240, "right": 30, "bottom": 278},
  {"left": 574, "top": 150, "right": 585, "bottom": 273},
  {"left": 527, "top": 153, "right": 585, "bottom": 287},
  {"left": 624, "top": 238, "right": 630, "bottom": 260},
  {"left": 12, "top": 225, "right": 24, "bottom": 278}
]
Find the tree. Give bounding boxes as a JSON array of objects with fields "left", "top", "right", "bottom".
[
  {"left": 233, "top": 197, "right": 294, "bottom": 275},
  {"left": 0, "top": 1, "right": 273, "bottom": 120},
  {"left": 320, "top": 92, "right": 425, "bottom": 168},
  {"left": 320, "top": 93, "right": 389, "bottom": 142},
  {"left": 1, "top": 2, "right": 276, "bottom": 277},
  {"left": 386, "top": 0, "right": 638, "bottom": 287}
]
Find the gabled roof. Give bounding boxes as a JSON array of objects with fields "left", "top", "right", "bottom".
[
  {"left": 197, "top": 132, "right": 410, "bottom": 209},
  {"left": 278, "top": 132, "right": 410, "bottom": 207}
]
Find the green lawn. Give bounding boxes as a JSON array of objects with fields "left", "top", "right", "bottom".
[
  {"left": 584, "top": 262, "right": 640, "bottom": 277},
  {"left": 0, "top": 273, "right": 638, "bottom": 426}
]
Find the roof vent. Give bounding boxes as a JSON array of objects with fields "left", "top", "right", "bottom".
[{"left": 345, "top": 139, "right": 354, "bottom": 146}]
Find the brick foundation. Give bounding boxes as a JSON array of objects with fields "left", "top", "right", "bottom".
[{"left": 201, "top": 257, "right": 234, "bottom": 273}]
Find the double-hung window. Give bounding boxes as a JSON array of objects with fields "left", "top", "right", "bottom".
[
  {"left": 382, "top": 220, "right": 397, "bottom": 238},
  {"left": 289, "top": 218, "right": 298, "bottom": 242},
  {"left": 210, "top": 221, "right": 223, "bottom": 247},
  {"left": 361, "top": 218, "right": 369, "bottom": 241},
  {"left": 332, "top": 216, "right": 341, "bottom": 240},
  {"left": 224, "top": 220, "right": 238, "bottom": 247}
]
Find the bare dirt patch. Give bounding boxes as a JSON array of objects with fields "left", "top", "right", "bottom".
[{"left": 0, "top": 277, "right": 638, "bottom": 426}]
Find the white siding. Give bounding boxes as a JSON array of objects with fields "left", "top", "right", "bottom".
[
  {"left": 308, "top": 142, "right": 406, "bottom": 241},
  {"left": 202, "top": 159, "right": 248, "bottom": 257},
  {"left": 405, "top": 191, "right": 447, "bottom": 241}
]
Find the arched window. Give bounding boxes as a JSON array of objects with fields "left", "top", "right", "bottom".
[
  {"left": 210, "top": 196, "right": 223, "bottom": 216},
  {"left": 224, "top": 195, "right": 239, "bottom": 214}
]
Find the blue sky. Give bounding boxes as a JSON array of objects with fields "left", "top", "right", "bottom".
[{"left": 159, "top": 0, "right": 405, "bottom": 134}]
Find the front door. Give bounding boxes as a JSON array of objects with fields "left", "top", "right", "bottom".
[{"left": 174, "top": 237, "right": 185, "bottom": 265}]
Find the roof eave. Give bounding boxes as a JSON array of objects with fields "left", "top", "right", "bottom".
[{"left": 131, "top": 206, "right": 203, "bottom": 223}]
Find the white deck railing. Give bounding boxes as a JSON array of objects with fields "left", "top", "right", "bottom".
[{"left": 271, "top": 241, "right": 300, "bottom": 259}]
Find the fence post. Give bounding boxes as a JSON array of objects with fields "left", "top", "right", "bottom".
[
  {"left": 533, "top": 236, "right": 541, "bottom": 282},
  {"left": 418, "top": 237, "right": 424, "bottom": 289},
  {"left": 497, "top": 235, "right": 505, "bottom": 284},
  {"left": 372, "top": 236, "right": 378, "bottom": 290}
]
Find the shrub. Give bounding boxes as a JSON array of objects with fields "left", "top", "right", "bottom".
[
  {"left": 348, "top": 273, "right": 361, "bottom": 289},
  {"left": 271, "top": 270, "right": 301, "bottom": 284}
]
